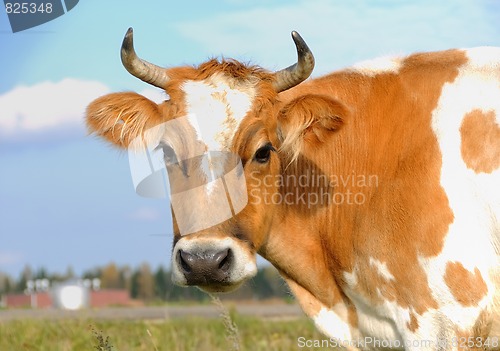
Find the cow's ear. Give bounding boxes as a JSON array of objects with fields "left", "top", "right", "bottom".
[
  {"left": 277, "top": 94, "right": 346, "bottom": 160},
  {"left": 86, "top": 92, "right": 162, "bottom": 148}
]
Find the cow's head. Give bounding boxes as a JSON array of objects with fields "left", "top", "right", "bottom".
[{"left": 86, "top": 28, "right": 345, "bottom": 292}]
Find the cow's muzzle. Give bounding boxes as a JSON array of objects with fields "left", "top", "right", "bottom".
[
  {"left": 172, "top": 236, "right": 257, "bottom": 292},
  {"left": 177, "top": 248, "right": 232, "bottom": 285}
]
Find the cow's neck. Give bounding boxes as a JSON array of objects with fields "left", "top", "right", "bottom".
[
  {"left": 259, "top": 155, "right": 362, "bottom": 295},
  {"left": 259, "top": 199, "right": 359, "bottom": 339}
]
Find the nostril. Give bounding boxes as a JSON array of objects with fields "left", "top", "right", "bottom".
[
  {"left": 217, "top": 249, "right": 231, "bottom": 272},
  {"left": 178, "top": 250, "right": 193, "bottom": 273},
  {"left": 218, "top": 255, "right": 228, "bottom": 270}
]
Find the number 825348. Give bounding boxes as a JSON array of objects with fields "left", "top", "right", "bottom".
[{"left": 5, "top": 2, "right": 53, "bottom": 14}]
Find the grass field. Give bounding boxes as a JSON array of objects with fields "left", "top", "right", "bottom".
[{"left": 0, "top": 312, "right": 335, "bottom": 351}]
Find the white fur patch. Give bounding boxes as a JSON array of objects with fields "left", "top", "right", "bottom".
[
  {"left": 179, "top": 74, "right": 255, "bottom": 197},
  {"left": 369, "top": 257, "right": 395, "bottom": 281},
  {"left": 313, "top": 306, "right": 353, "bottom": 343},
  {"left": 350, "top": 55, "right": 403, "bottom": 76},
  {"left": 343, "top": 269, "right": 404, "bottom": 343},
  {"left": 181, "top": 73, "right": 255, "bottom": 151},
  {"left": 426, "top": 47, "right": 500, "bottom": 327}
]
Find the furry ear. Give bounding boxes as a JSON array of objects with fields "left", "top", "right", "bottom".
[
  {"left": 278, "top": 94, "right": 347, "bottom": 161},
  {"left": 86, "top": 92, "right": 162, "bottom": 148}
]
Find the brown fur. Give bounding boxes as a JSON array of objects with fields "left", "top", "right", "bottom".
[
  {"left": 460, "top": 109, "right": 500, "bottom": 174},
  {"left": 444, "top": 262, "right": 488, "bottom": 307},
  {"left": 86, "top": 92, "right": 162, "bottom": 147},
  {"left": 278, "top": 94, "right": 346, "bottom": 163},
  {"left": 256, "top": 50, "right": 465, "bottom": 323}
]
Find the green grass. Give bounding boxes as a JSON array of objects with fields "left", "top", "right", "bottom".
[{"left": 0, "top": 314, "right": 335, "bottom": 351}]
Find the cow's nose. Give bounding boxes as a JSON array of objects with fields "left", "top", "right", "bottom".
[{"left": 177, "top": 248, "right": 231, "bottom": 284}]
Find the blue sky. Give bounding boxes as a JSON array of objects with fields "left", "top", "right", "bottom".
[{"left": 1, "top": 0, "right": 500, "bottom": 278}]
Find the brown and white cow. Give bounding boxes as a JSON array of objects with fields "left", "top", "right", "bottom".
[{"left": 86, "top": 28, "right": 500, "bottom": 350}]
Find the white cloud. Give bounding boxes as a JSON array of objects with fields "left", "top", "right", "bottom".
[
  {"left": 0, "top": 79, "right": 109, "bottom": 144},
  {"left": 174, "top": 0, "right": 500, "bottom": 76},
  {"left": 0, "top": 80, "right": 172, "bottom": 147}
]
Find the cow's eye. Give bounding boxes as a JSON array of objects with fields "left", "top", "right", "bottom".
[
  {"left": 254, "top": 143, "right": 275, "bottom": 164},
  {"left": 156, "top": 143, "right": 178, "bottom": 165}
]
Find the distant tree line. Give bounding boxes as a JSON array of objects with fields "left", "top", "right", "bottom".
[{"left": 0, "top": 263, "right": 292, "bottom": 302}]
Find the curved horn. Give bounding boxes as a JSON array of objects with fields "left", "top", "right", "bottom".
[
  {"left": 121, "top": 28, "right": 170, "bottom": 89},
  {"left": 272, "top": 31, "right": 315, "bottom": 93}
]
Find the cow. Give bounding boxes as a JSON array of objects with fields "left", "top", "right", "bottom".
[{"left": 86, "top": 28, "right": 500, "bottom": 350}]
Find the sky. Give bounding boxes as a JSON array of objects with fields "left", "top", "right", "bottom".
[{"left": 1, "top": 0, "right": 500, "bottom": 278}]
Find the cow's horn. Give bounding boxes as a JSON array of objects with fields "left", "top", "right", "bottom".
[
  {"left": 121, "top": 28, "right": 170, "bottom": 89},
  {"left": 272, "top": 31, "right": 315, "bottom": 93}
]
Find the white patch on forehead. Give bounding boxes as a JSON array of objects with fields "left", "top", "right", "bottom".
[
  {"left": 181, "top": 73, "right": 256, "bottom": 151},
  {"left": 349, "top": 55, "right": 403, "bottom": 76}
]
